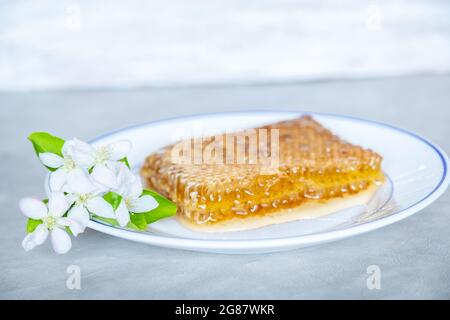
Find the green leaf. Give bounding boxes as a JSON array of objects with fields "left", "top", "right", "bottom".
[
  {"left": 120, "top": 157, "right": 131, "bottom": 169},
  {"left": 26, "top": 218, "right": 43, "bottom": 234},
  {"left": 130, "top": 213, "right": 148, "bottom": 230},
  {"left": 139, "top": 189, "right": 177, "bottom": 224},
  {"left": 103, "top": 192, "right": 122, "bottom": 210},
  {"left": 28, "top": 132, "right": 65, "bottom": 157},
  {"left": 28, "top": 132, "right": 65, "bottom": 171},
  {"left": 65, "top": 226, "right": 73, "bottom": 236}
]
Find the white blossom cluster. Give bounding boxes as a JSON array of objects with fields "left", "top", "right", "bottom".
[{"left": 20, "top": 138, "right": 158, "bottom": 254}]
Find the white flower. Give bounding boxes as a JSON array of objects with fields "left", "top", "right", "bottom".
[
  {"left": 114, "top": 164, "right": 159, "bottom": 227},
  {"left": 69, "top": 139, "right": 132, "bottom": 190},
  {"left": 64, "top": 169, "right": 115, "bottom": 233},
  {"left": 20, "top": 193, "right": 81, "bottom": 254},
  {"left": 40, "top": 138, "right": 132, "bottom": 191},
  {"left": 39, "top": 140, "right": 82, "bottom": 192}
]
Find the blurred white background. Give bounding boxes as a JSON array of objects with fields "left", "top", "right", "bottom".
[{"left": 1, "top": 0, "right": 449, "bottom": 91}]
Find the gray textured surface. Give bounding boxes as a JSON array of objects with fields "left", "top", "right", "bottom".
[{"left": 1, "top": 75, "right": 449, "bottom": 299}]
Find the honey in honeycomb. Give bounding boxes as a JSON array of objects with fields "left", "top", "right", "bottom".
[{"left": 141, "top": 116, "right": 385, "bottom": 228}]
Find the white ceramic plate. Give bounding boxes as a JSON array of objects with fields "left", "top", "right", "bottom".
[{"left": 85, "top": 111, "right": 449, "bottom": 254}]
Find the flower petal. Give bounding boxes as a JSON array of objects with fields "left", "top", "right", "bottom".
[
  {"left": 68, "top": 205, "right": 90, "bottom": 228},
  {"left": 117, "top": 163, "right": 136, "bottom": 186},
  {"left": 66, "top": 168, "right": 97, "bottom": 194},
  {"left": 19, "top": 198, "right": 48, "bottom": 219},
  {"left": 32, "top": 224, "right": 50, "bottom": 245},
  {"left": 69, "top": 138, "right": 96, "bottom": 168},
  {"left": 49, "top": 169, "right": 68, "bottom": 192},
  {"left": 116, "top": 165, "right": 137, "bottom": 197},
  {"left": 57, "top": 217, "right": 72, "bottom": 227},
  {"left": 39, "top": 153, "right": 64, "bottom": 169},
  {"left": 91, "top": 164, "right": 118, "bottom": 189},
  {"left": 61, "top": 140, "right": 75, "bottom": 158},
  {"left": 89, "top": 179, "right": 110, "bottom": 195},
  {"left": 22, "top": 224, "right": 49, "bottom": 251},
  {"left": 115, "top": 199, "right": 130, "bottom": 227},
  {"left": 65, "top": 193, "right": 78, "bottom": 206},
  {"left": 58, "top": 217, "right": 85, "bottom": 237},
  {"left": 130, "top": 195, "right": 159, "bottom": 213},
  {"left": 22, "top": 233, "right": 37, "bottom": 252},
  {"left": 86, "top": 197, "right": 115, "bottom": 219},
  {"left": 128, "top": 177, "right": 144, "bottom": 201},
  {"left": 51, "top": 228, "right": 72, "bottom": 254},
  {"left": 107, "top": 140, "right": 132, "bottom": 161},
  {"left": 48, "top": 192, "right": 69, "bottom": 217},
  {"left": 73, "top": 138, "right": 96, "bottom": 154}
]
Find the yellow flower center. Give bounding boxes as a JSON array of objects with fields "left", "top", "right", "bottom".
[{"left": 43, "top": 216, "right": 57, "bottom": 230}]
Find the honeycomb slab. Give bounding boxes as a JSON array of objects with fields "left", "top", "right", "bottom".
[{"left": 141, "top": 116, "right": 385, "bottom": 232}]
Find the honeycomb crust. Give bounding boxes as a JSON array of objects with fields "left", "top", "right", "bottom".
[{"left": 141, "top": 115, "right": 385, "bottom": 231}]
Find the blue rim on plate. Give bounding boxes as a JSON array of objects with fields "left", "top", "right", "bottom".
[{"left": 82, "top": 111, "right": 449, "bottom": 251}]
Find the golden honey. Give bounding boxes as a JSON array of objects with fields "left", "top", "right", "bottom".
[{"left": 141, "top": 116, "right": 385, "bottom": 228}]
